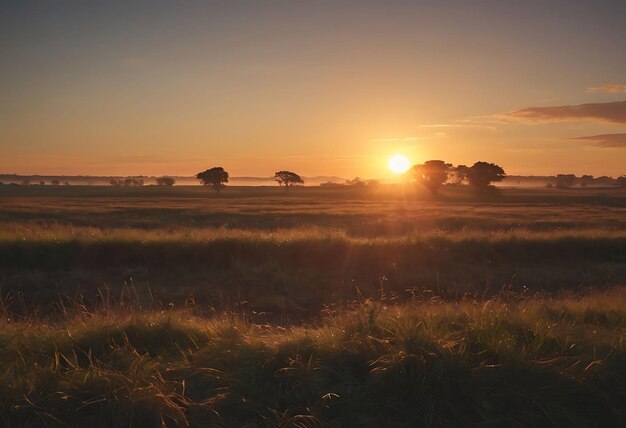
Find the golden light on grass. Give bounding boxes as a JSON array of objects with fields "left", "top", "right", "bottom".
[{"left": 388, "top": 154, "right": 411, "bottom": 174}]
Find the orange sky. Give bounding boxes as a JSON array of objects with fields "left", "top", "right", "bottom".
[{"left": 1, "top": 1, "right": 625, "bottom": 178}]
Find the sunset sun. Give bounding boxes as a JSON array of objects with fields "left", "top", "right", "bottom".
[{"left": 388, "top": 154, "right": 411, "bottom": 174}]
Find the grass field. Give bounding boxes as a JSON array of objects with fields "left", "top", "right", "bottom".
[{"left": 0, "top": 184, "right": 625, "bottom": 426}]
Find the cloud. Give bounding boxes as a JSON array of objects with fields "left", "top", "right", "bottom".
[
  {"left": 571, "top": 133, "right": 626, "bottom": 148},
  {"left": 419, "top": 123, "right": 496, "bottom": 131},
  {"left": 493, "top": 100, "right": 626, "bottom": 124},
  {"left": 587, "top": 84, "right": 626, "bottom": 93}
]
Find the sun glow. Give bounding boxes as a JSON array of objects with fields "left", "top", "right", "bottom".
[{"left": 388, "top": 154, "right": 411, "bottom": 174}]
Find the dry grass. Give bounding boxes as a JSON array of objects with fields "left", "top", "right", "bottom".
[
  {"left": 0, "top": 289, "right": 625, "bottom": 427},
  {"left": 0, "top": 185, "right": 625, "bottom": 425},
  {"left": 0, "top": 186, "right": 625, "bottom": 314},
  {"left": 2, "top": 222, "right": 626, "bottom": 243}
]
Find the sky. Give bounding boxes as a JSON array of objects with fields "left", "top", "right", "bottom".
[{"left": 1, "top": 0, "right": 625, "bottom": 178}]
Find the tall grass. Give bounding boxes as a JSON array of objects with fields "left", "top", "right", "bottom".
[
  {"left": 1, "top": 222, "right": 624, "bottom": 316},
  {"left": 0, "top": 289, "right": 624, "bottom": 426},
  {"left": 2, "top": 222, "right": 626, "bottom": 243}
]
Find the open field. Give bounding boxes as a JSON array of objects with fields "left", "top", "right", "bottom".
[
  {"left": 1, "top": 185, "right": 625, "bottom": 426},
  {"left": 1, "top": 185, "right": 625, "bottom": 314}
]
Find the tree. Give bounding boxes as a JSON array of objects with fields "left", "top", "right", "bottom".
[
  {"left": 616, "top": 176, "right": 626, "bottom": 187},
  {"left": 197, "top": 167, "right": 229, "bottom": 192},
  {"left": 449, "top": 164, "right": 469, "bottom": 185},
  {"left": 274, "top": 171, "right": 304, "bottom": 189},
  {"left": 345, "top": 177, "right": 365, "bottom": 187},
  {"left": 125, "top": 178, "right": 144, "bottom": 187},
  {"left": 595, "top": 176, "right": 614, "bottom": 186},
  {"left": 411, "top": 160, "right": 452, "bottom": 193},
  {"left": 467, "top": 162, "right": 506, "bottom": 190},
  {"left": 156, "top": 176, "right": 176, "bottom": 186},
  {"left": 580, "top": 175, "right": 594, "bottom": 188},
  {"left": 51, "top": 180, "right": 60, "bottom": 186},
  {"left": 555, "top": 174, "right": 576, "bottom": 189}
]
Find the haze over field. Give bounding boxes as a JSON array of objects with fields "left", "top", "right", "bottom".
[{"left": 1, "top": 0, "right": 625, "bottom": 178}]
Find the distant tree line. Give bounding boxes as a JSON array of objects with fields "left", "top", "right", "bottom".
[
  {"left": 548, "top": 174, "right": 626, "bottom": 188},
  {"left": 4, "top": 169, "right": 624, "bottom": 191},
  {"left": 320, "top": 177, "right": 379, "bottom": 187},
  {"left": 108, "top": 176, "right": 176, "bottom": 186},
  {"left": 0, "top": 178, "right": 70, "bottom": 186},
  {"left": 155, "top": 177, "right": 176, "bottom": 186},
  {"left": 110, "top": 178, "right": 144, "bottom": 187}
]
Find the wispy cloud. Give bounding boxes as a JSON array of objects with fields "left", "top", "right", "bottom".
[
  {"left": 586, "top": 84, "right": 626, "bottom": 94},
  {"left": 491, "top": 100, "right": 626, "bottom": 124},
  {"left": 419, "top": 123, "right": 496, "bottom": 131},
  {"left": 571, "top": 133, "right": 626, "bottom": 148}
]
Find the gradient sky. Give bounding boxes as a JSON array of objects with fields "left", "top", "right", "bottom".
[{"left": 1, "top": 0, "right": 625, "bottom": 178}]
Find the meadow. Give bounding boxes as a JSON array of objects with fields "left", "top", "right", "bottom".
[{"left": 0, "top": 184, "right": 625, "bottom": 426}]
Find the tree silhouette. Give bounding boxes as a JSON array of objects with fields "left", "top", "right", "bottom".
[
  {"left": 450, "top": 164, "right": 469, "bottom": 185},
  {"left": 345, "top": 177, "right": 365, "bottom": 187},
  {"left": 580, "top": 175, "right": 594, "bottom": 188},
  {"left": 274, "top": 171, "right": 304, "bottom": 189},
  {"left": 555, "top": 174, "right": 576, "bottom": 189},
  {"left": 595, "top": 176, "right": 614, "bottom": 186},
  {"left": 156, "top": 176, "right": 176, "bottom": 186},
  {"left": 197, "top": 167, "right": 229, "bottom": 192},
  {"left": 122, "top": 178, "right": 143, "bottom": 186},
  {"left": 411, "top": 160, "right": 452, "bottom": 193},
  {"left": 467, "top": 162, "right": 506, "bottom": 190}
]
